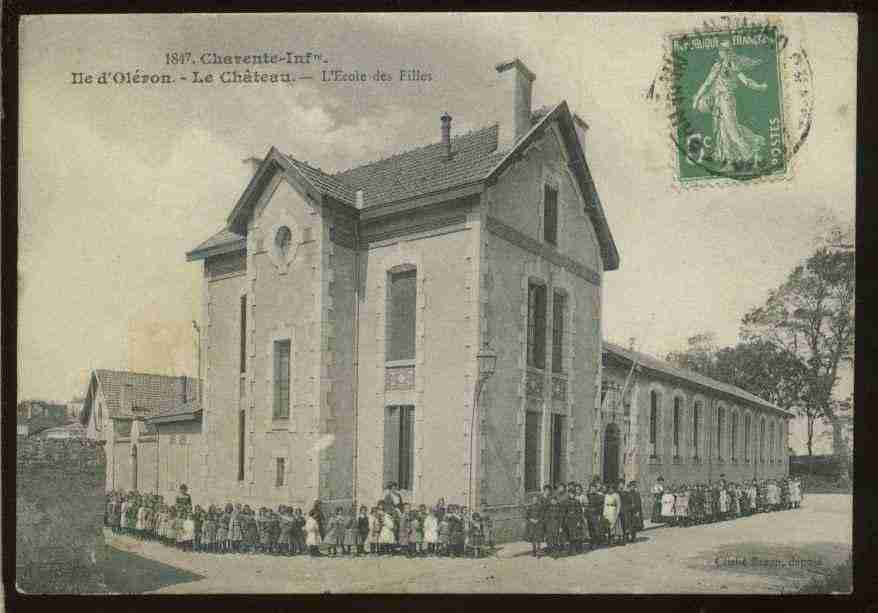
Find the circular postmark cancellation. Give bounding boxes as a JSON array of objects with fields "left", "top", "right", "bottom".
[{"left": 646, "top": 16, "right": 814, "bottom": 188}]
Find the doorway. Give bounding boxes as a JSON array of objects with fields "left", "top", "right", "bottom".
[{"left": 602, "top": 423, "right": 620, "bottom": 484}]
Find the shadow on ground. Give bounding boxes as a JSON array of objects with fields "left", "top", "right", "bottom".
[{"left": 99, "top": 545, "right": 205, "bottom": 594}]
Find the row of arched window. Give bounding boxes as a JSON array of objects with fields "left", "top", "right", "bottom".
[{"left": 647, "top": 389, "right": 786, "bottom": 464}]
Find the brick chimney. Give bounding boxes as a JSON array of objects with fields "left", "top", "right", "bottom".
[
  {"left": 495, "top": 58, "right": 536, "bottom": 151},
  {"left": 440, "top": 112, "right": 453, "bottom": 159}
]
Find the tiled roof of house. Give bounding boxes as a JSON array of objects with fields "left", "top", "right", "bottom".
[
  {"left": 286, "top": 157, "right": 358, "bottom": 205},
  {"left": 147, "top": 400, "right": 203, "bottom": 424},
  {"left": 92, "top": 370, "right": 200, "bottom": 420},
  {"left": 603, "top": 342, "right": 792, "bottom": 416},
  {"left": 188, "top": 227, "right": 245, "bottom": 259},
  {"left": 330, "top": 124, "right": 505, "bottom": 209}
]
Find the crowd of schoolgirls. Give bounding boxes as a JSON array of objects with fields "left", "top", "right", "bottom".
[
  {"left": 523, "top": 479, "right": 645, "bottom": 558},
  {"left": 649, "top": 475, "right": 803, "bottom": 526},
  {"left": 104, "top": 482, "right": 497, "bottom": 558}
]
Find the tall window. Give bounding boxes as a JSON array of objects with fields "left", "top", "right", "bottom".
[
  {"left": 237, "top": 409, "right": 246, "bottom": 481},
  {"left": 527, "top": 282, "right": 547, "bottom": 370},
  {"left": 387, "top": 269, "right": 417, "bottom": 362},
  {"left": 717, "top": 406, "right": 725, "bottom": 460},
  {"left": 769, "top": 421, "right": 775, "bottom": 462},
  {"left": 240, "top": 295, "right": 247, "bottom": 373},
  {"left": 649, "top": 390, "right": 659, "bottom": 458},
  {"left": 550, "top": 414, "right": 566, "bottom": 485},
  {"left": 693, "top": 402, "right": 701, "bottom": 459},
  {"left": 524, "top": 411, "right": 542, "bottom": 492},
  {"left": 273, "top": 340, "right": 291, "bottom": 419},
  {"left": 730, "top": 412, "right": 737, "bottom": 460},
  {"left": 384, "top": 406, "right": 415, "bottom": 490},
  {"left": 543, "top": 184, "right": 558, "bottom": 245},
  {"left": 673, "top": 397, "right": 682, "bottom": 458},
  {"left": 551, "top": 292, "right": 566, "bottom": 373},
  {"left": 744, "top": 413, "right": 751, "bottom": 461},
  {"left": 760, "top": 418, "right": 766, "bottom": 463},
  {"left": 275, "top": 457, "right": 285, "bottom": 487}
]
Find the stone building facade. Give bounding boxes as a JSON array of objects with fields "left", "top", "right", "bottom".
[
  {"left": 183, "top": 59, "right": 620, "bottom": 529},
  {"left": 600, "top": 342, "right": 793, "bottom": 511}
]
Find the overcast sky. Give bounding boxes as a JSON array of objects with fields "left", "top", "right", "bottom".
[{"left": 18, "top": 12, "right": 855, "bottom": 429}]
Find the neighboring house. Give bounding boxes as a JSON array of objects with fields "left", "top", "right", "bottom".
[
  {"left": 599, "top": 342, "right": 793, "bottom": 512},
  {"left": 37, "top": 421, "right": 88, "bottom": 440},
  {"left": 183, "top": 58, "right": 619, "bottom": 526},
  {"left": 17, "top": 400, "right": 70, "bottom": 437},
  {"left": 78, "top": 369, "right": 199, "bottom": 492}
]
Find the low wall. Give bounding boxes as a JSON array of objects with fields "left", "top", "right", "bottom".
[{"left": 16, "top": 437, "right": 107, "bottom": 593}]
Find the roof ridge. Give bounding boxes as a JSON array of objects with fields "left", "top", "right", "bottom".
[
  {"left": 332, "top": 123, "right": 499, "bottom": 179},
  {"left": 95, "top": 369, "right": 198, "bottom": 379}
]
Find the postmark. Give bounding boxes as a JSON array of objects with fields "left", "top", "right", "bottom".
[{"left": 647, "top": 17, "right": 814, "bottom": 188}]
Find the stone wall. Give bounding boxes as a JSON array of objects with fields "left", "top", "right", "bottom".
[{"left": 16, "top": 437, "right": 107, "bottom": 593}]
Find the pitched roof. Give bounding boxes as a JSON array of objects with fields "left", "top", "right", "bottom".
[
  {"left": 90, "top": 370, "right": 200, "bottom": 420},
  {"left": 193, "top": 104, "right": 619, "bottom": 270},
  {"left": 603, "top": 341, "right": 793, "bottom": 417},
  {"left": 331, "top": 125, "right": 505, "bottom": 209}
]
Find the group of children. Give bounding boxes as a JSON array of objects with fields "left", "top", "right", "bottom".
[
  {"left": 105, "top": 484, "right": 497, "bottom": 558},
  {"left": 650, "top": 476, "right": 803, "bottom": 527},
  {"left": 524, "top": 480, "right": 644, "bottom": 558}
]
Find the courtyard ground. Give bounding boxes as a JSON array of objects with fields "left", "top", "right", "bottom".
[{"left": 97, "top": 494, "right": 851, "bottom": 594}]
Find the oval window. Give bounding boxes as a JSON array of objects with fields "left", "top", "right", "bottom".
[{"left": 275, "top": 226, "right": 292, "bottom": 257}]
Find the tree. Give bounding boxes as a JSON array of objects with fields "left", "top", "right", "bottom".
[
  {"left": 741, "top": 221, "right": 855, "bottom": 481},
  {"left": 666, "top": 332, "right": 722, "bottom": 379}
]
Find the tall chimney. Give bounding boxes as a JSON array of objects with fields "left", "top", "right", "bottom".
[
  {"left": 440, "top": 112, "right": 453, "bottom": 160},
  {"left": 495, "top": 58, "right": 536, "bottom": 151}
]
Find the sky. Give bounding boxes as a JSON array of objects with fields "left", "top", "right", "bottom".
[{"left": 18, "top": 13, "right": 856, "bottom": 450}]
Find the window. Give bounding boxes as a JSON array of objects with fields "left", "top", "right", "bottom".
[
  {"left": 551, "top": 292, "right": 566, "bottom": 373},
  {"left": 693, "top": 402, "right": 701, "bottom": 459},
  {"left": 769, "top": 421, "right": 775, "bottom": 463},
  {"left": 649, "top": 390, "right": 659, "bottom": 458},
  {"left": 744, "top": 413, "right": 751, "bottom": 461},
  {"left": 275, "top": 225, "right": 292, "bottom": 257},
  {"left": 384, "top": 406, "right": 415, "bottom": 490},
  {"left": 273, "top": 340, "right": 291, "bottom": 419},
  {"left": 760, "top": 418, "right": 766, "bottom": 463},
  {"left": 524, "top": 411, "right": 542, "bottom": 492},
  {"left": 527, "top": 282, "right": 547, "bottom": 370},
  {"left": 240, "top": 295, "right": 247, "bottom": 373},
  {"left": 387, "top": 270, "right": 417, "bottom": 362},
  {"left": 543, "top": 184, "right": 559, "bottom": 245},
  {"left": 673, "top": 397, "right": 682, "bottom": 458},
  {"left": 730, "top": 412, "right": 737, "bottom": 460},
  {"left": 275, "top": 458, "right": 286, "bottom": 487},
  {"left": 237, "top": 410, "right": 246, "bottom": 481},
  {"left": 717, "top": 406, "right": 724, "bottom": 460},
  {"left": 550, "top": 414, "right": 566, "bottom": 486}
]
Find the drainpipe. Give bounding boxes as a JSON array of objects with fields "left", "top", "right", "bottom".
[{"left": 351, "top": 219, "right": 361, "bottom": 509}]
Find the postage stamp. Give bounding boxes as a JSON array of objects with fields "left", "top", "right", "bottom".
[{"left": 650, "top": 18, "right": 814, "bottom": 189}]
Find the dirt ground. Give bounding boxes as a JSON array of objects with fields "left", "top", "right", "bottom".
[{"left": 97, "top": 494, "right": 851, "bottom": 594}]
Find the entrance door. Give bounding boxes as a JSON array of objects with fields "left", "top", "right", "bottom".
[{"left": 603, "top": 423, "right": 620, "bottom": 484}]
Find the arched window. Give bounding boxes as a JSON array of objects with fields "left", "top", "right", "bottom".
[
  {"left": 744, "top": 413, "right": 751, "bottom": 462},
  {"left": 730, "top": 411, "right": 737, "bottom": 461},
  {"left": 769, "top": 421, "right": 775, "bottom": 462},
  {"left": 673, "top": 396, "right": 682, "bottom": 459},
  {"left": 760, "top": 417, "right": 766, "bottom": 463},
  {"left": 649, "top": 390, "right": 660, "bottom": 458},
  {"left": 716, "top": 406, "right": 725, "bottom": 460},
  {"left": 692, "top": 401, "right": 701, "bottom": 460}
]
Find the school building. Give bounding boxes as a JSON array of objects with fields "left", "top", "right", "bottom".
[{"left": 88, "top": 58, "right": 792, "bottom": 540}]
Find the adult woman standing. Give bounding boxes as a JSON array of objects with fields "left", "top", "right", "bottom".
[{"left": 603, "top": 482, "right": 624, "bottom": 546}]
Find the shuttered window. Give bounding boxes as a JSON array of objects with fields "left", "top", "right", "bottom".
[
  {"left": 744, "top": 414, "right": 751, "bottom": 461},
  {"left": 387, "top": 270, "right": 417, "bottom": 362},
  {"left": 551, "top": 292, "right": 566, "bottom": 373},
  {"left": 275, "top": 458, "right": 285, "bottom": 487},
  {"left": 273, "top": 340, "right": 291, "bottom": 419},
  {"left": 673, "top": 397, "right": 681, "bottom": 457},
  {"left": 527, "top": 282, "right": 547, "bottom": 370},
  {"left": 524, "top": 411, "right": 541, "bottom": 492}
]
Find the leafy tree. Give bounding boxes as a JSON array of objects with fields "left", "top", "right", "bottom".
[{"left": 741, "top": 221, "right": 854, "bottom": 480}]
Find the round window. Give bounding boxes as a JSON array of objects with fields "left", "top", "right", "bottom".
[{"left": 275, "top": 226, "right": 292, "bottom": 257}]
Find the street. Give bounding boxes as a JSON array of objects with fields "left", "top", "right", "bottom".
[{"left": 98, "top": 494, "right": 851, "bottom": 594}]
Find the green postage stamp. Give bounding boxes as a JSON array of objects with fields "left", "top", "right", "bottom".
[{"left": 666, "top": 24, "right": 796, "bottom": 186}]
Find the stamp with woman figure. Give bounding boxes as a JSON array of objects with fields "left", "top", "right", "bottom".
[{"left": 658, "top": 20, "right": 812, "bottom": 188}]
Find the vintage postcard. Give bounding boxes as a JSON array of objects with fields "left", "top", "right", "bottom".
[{"left": 13, "top": 12, "right": 856, "bottom": 596}]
